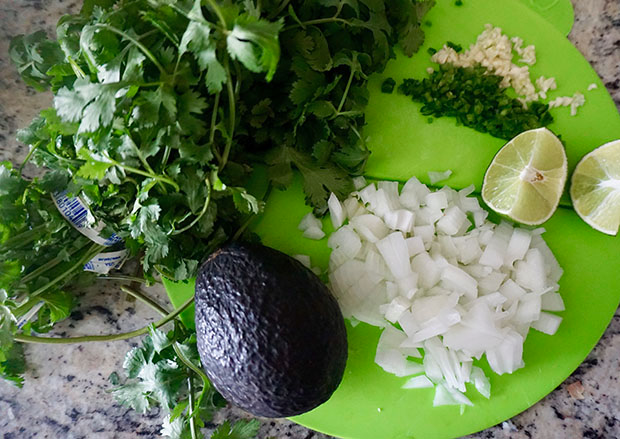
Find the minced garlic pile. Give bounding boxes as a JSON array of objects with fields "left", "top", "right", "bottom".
[{"left": 431, "top": 24, "right": 587, "bottom": 115}]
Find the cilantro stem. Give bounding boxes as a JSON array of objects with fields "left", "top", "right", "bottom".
[
  {"left": 267, "top": 0, "right": 290, "bottom": 20},
  {"left": 172, "top": 178, "right": 211, "bottom": 235},
  {"left": 110, "top": 160, "right": 180, "bottom": 192},
  {"left": 174, "top": 342, "right": 210, "bottom": 418},
  {"left": 204, "top": 0, "right": 228, "bottom": 28},
  {"left": 283, "top": 17, "right": 350, "bottom": 31},
  {"left": 13, "top": 294, "right": 196, "bottom": 344},
  {"left": 20, "top": 242, "right": 90, "bottom": 285},
  {"left": 93, "top": 24, "right": 166, "bottom": 75},
  {"left": 187, "top": 375, "right": 199, "bottom": 439},
  {"left": 18, "top": 141, "right": 42, "bottom": 172},
  {"left": 124, "top": 132, "right": 168, "bottom": 194},
  {"left": 99, "top": 275, "right": 147, "bottom": 283},
  {"left": 30, "top": 242, "right": 104, "bottom": 298},
  {"left": 67, "top": 56, "right": 87, "bottom": 79},
  {"left": 337, "top": 66, "right": 356, "bottom": 114},
  {"left": 120, "top": 286, "right": 166, "bottom": 314},
  {"left": 1, "top": 224, "right": 46, "bottom": 250},
  {"left": 209, "top": 91, "right": 222, "bottom": 163},
  {"left": 219, "top": 58, "right": 236, "bottom": 172}
]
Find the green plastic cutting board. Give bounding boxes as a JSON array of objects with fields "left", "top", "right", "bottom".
[{"left": 164, "top": 0, "right": 620, "bottom": 438}]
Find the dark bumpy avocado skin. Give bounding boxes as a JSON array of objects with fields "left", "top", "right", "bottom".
[{"left": 194, "top": 242, "right": 348, "bottom": 418}]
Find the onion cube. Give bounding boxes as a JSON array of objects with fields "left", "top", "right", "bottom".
[
  {"left": 328, "top": 226, "right": 361, "bottom": 258},
  {"left": 532, "top": 312, "right": 562, "bottom": 335},
  {"left": 293, "top": 254, "right": 311, "bottom": 268},
  {"left": 382, "top": 296, "right": 411, "bottom": 323},
  {"left": 406, "top": 236, "right": 425, "bottom": 257},
  {"left": 328, "top": 192, "right": 346, "bottom": 229},
  {"left": 376, "top": 232, "right": 412, "bottom": 279},
  {"left": 402, "top": 375, "right": 434, "bottom": 389},
  {"left": 398, "top": 310, "right": 420, "bottom": 337},
  {"left": 499, "top": 279, "right": 526, "bottom": 307},
  {"left": 436, "top": 206, "right": 468, "bottom": 235},
  {"left": 515, "top": 248, "right": 547, "bottom": 292},
  {"left": 541, "top": 291, "right": 565, "bottom": 312},
  {"left": 303, "top": 226, "right": 325, "bottom": 240},
  {"left": 440, "top": 265, "right": 478, "bottom": 299},
  {"left": 350, "top": 214, "right": 390, "bottom": 243},
  {"left": 298, "top": 212, "right": 322, "bottom": 231},
  {"left": 425, "top": 191, "right": 449, "bottom": 210},
  {"left": 486, "top": 330, "right": 524, "bottom": 375},
  {"left": 504, "top": 227, "right": 532, "bottom": 267},
  {"left": 411, "top": 253, "right": 441, "bottom": 289}
]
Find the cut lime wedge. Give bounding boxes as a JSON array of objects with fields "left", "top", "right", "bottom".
[
  {"left": 482, "top": 128, "right": 568, "bottom": 225},
  {"left": 570, "top": 139, "right": 620, "bottom": 235}
]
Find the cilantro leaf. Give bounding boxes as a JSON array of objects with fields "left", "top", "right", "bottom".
[
  {"left": 9, "top": 31, "right": 65, "bottom": 91},
  {"left": 0, "top": 343, "right": 26, "bottom": 388},
  {"left": 267, "top": 146, "right": 353, "bottom": 212},
  {"left": 211, "top": 419, "right": 260, "bottom": 439},
  {"left": 161, "top": 414, "right": 191, "bottom": 439},
  {"left": 226, "top": 14, "right": 283, "bottom": 81}
]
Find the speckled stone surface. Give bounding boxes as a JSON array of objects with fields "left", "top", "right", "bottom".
[{"left": 0, "top": 1, "right": 618, "bottom": 438}]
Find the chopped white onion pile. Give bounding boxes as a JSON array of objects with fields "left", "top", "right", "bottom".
[{"left": 309, "top": 177, "right": 564, "bottom": 407}]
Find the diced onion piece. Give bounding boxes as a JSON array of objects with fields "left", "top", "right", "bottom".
[
  {"left": 303, "top": 226, "right": 325, "bottom": 240},
  {"left": 425, "top": 191, "right": 449, "bottom": 210},
  {"left": 486, "top": 330, "right": 524, "bottom": 375},
  {"left": 470, "top": 366, "right": 491, "bottom": 398},
  {"left": 293, "top": 254, "right": 311, "bottom": 268},
  {"left": 402, "top": 375, "right": 433, "bottom": 389},
  {"left": 398, "top": 310, "right": 420, "bottom": 337},
  {"left": 433, "top": 383, "right": 460, "bottom": 406},
  {"left": 375, "top": 348, "right": 423, "bottom": 377},
  {"left": 532, "top": 312, "right": 562, "bottom": 335},
  {"left": 298, "top": 212, "right": 322, "bottom": 231},
  {"left": 428, "top": 170, "right": 453, "bottom": 184},
  {"left": 499, "top": 278, "right": 526, "bottom": 307},
  {"left": 376, "top": 232, "right": 412, "bottom": 279},
  {"left": 384, "top": 209, "right": 415, "bottom": 233},
  {"left": 514, "top": 293, "right": 542, "bottom": 323},
  {"left": 440, "top": 265, "right": 478, "bottom": 298},
  {"left": 504, "top": 227, "right": 532, "bottom": 267},
  {"left": 381, "top": 296, "right": 411, "bottom": 323},
  {"left": 411, "top": 253, "right": 441, "bottom": 289},
  {"left": 328, "top": 226, "right": 362, "bottom": 258},
  {"left": 515, "top": 248, "right": 547, "bottom": 292},
  {"left": 350, "top": 214, "right": 390, "bottom": 243},
  {"left": 436, "top": 206, "right": 468, "bottom": 236},
  {"left": 406, "top": 236, "right": 425, "bottom": 257},
  {"left": 328, "top": 193, "right": 346, "bottom": 229},
  {"left": 479, "top": 221, "right": 513, "bottom": 269},
  {"left": 541, "top": 291, "right": 565, "bottom": 311}
]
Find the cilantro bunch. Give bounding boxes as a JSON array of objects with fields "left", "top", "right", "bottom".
[{"left": 3, "top": 0, "right": 433, "bottom": 436}]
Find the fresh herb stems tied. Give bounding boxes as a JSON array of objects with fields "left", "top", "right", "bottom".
[{"left": 2, "top": 0, "right": 434, "bottom": 437}]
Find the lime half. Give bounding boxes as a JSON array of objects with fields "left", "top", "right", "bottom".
[
  {"left": 570, "top": 139, "right": 620, "bottom": 235},
  {"left": 482, "top": 128, "right": 568, "bottom": 225}
]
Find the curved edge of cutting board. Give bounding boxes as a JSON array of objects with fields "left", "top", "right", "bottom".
[{"left": 518, "top": 0, "right": 575, "bottom": 36}]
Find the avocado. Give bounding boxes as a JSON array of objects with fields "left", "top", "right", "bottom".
[{"left": 194, "top": 242, "right": 348, "bottom": 418}]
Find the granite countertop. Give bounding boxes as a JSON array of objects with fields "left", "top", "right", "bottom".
[{"left": 0, "top": 1, "right": 619, "bottom": 438}]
